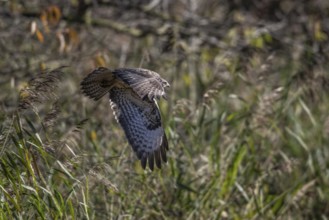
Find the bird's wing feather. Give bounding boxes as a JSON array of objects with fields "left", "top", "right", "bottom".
[
  {"left": 81, "top": 67, "right": 117, "bottom": 101},
  {"left": 113, "top": 68, "right": 166, "bottom": 100},
  {"left": 109, "top": 88, "right": 168, "bottom": 170}
]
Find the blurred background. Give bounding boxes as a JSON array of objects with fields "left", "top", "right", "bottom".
[{"left": 1, "top": 0, "right": 329, "bottom": 219}]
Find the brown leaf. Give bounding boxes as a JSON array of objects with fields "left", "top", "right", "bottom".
[
  {"left": 36, "top": 30, "right": 44, "bottom": 43},
  {"left": 94, "top": 54, "right": 106, "bottom": 67},
  {"left": 68, "top": 28, "right": 79, "bottom": 46},
  {"left": 48, "top": 5, "right": 61, "bottom": 26}
]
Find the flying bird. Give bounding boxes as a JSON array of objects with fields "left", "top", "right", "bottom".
[{"left": 81, "top": 67, "right": 170, "bottom": 170}]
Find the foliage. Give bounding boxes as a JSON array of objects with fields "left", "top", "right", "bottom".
[{"left": 1, "top": 0, "right": 329, "bottom": 219}]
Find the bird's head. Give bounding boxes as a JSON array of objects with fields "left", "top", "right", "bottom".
[
  {"left": 161, "top": 79, "right": 170, "bottom": 88},
  {"left": 160, "top": 79, "right": 170, "bottom": 100}
]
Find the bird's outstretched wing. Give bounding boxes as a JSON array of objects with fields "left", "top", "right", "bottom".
[
  {"left": 113, "top": 68, "right": 169, "bottom": 100},
  {"left": 109, "top": 87, "right": 168, "bottom": 170},
  {"left": 81, "top": 67, "right": 117, "bottom": 101}
]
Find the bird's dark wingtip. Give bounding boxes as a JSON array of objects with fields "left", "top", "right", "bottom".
[
  {"left": 141, "top": 156, "right": 147, "bottom": 170},
  {"left": 154, "top": 149, "right": 161, "bottom": 169},
  {"left": 148, "top": 153, "right": 154, "bottom": 171}
]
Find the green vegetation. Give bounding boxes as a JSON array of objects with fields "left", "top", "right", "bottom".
[{"left": 1, "top": 1, "right": 329, "bottom": 219}]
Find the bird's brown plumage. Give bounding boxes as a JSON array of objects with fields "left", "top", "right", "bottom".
[{"left": 81, "top": 67, "right": 169, "bottom": 170}]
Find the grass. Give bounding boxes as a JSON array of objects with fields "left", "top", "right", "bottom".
[{"left": 1, "top": 60, "right": 328, "bottom": 219}]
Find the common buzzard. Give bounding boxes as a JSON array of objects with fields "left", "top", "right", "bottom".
[{"left": 81, "top": 67, "right": 169, "bottom": 170}]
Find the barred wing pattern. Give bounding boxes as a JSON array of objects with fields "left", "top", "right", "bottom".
[
  {"left": 81, "top": 67, "right": 169, "bottom": 170},
  {"left": 80, "top": 67, "right": 116, "bottom": 101},
  {"left": 113, "top": 68, "right": 170, "bottom": 100},
  {"left": 109, "top": 88, "right": 168, "bottom": 170}
]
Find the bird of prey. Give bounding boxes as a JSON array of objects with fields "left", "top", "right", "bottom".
[{"left": 81, "top": 67, "right": 170, "bottom": 170}]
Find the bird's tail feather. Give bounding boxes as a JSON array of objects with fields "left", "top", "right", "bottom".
[{"left": 81, "top": 67, "right": 115, "bottom": 101}]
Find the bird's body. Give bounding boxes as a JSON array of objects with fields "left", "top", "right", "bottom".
[{"left": 81, "top": 67, "right": 169, "bottom": 170}]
